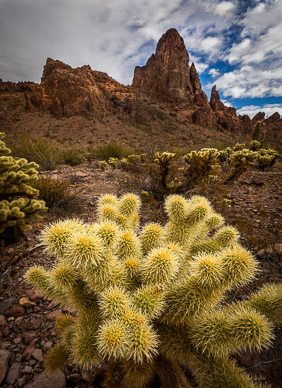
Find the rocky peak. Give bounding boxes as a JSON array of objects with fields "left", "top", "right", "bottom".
[
  {"left": 210, "top": 85, "right": 225, "bottom": 111},
  {"left": 132, "top": 28, "right": 208, "bottom": 105}
]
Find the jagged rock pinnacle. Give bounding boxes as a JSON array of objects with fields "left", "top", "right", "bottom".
[{"left": 132, "top": 28, "right": 208, "bottom": 105}]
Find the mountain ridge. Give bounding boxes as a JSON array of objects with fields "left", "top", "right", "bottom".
[{"left": 0, "top": 28, "right": 281, "bottom": 148}]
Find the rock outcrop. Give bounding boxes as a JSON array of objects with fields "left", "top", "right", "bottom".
[
  {"left": 25, "top": 58, "right": 133, "bottom": 118},
  {"left": 132, "top": 28, "right": 208, "bottom": 106}
]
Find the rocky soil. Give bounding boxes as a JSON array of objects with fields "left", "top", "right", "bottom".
[{"left": 0, "top": 162, "right": 281, "bottom": 388}]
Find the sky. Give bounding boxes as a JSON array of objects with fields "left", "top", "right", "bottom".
[{"left": 0, "top": 0, "right": 281, "bottom": 118}]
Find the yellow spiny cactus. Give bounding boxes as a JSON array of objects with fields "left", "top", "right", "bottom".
[{"left": 25, "top": 193, "right": 281, "bottom": 388}]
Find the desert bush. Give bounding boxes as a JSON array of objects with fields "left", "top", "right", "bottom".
[
  {"left": 25, "top": 193, "right": 281, "bottom": 388},
  {"left": 33, "top": 177, "right": 77, "bottom": 210},
  {"left": 61, "top": 147, "right": 84, "bottom": 166},
  {"left": 0, "top": 133, "right": 47, "bottom": 241},
  {"left": 8, "top": 135, "right": 62, "bottom": 170},
  {"left": 87, "top": 142, "right": 135, "bottom": 161}
]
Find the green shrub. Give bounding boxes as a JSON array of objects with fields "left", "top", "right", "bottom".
[
  {"left": 61, "top": 147, "right": 84, "bottom": 166},
  {"left": 8, "top": 135, "right": 62, "bottom": 171},
  {"left": 25, "top": 193, "right": 281, "bottom": 388},
  {"left": 0, "top": 133, "right": 47, "bottom": 241},
  {"left": 87, "top": 142, "right": 135, "bottom": 161}
]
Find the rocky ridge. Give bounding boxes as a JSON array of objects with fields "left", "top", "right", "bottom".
[{"left": 0, "top": 28, "right": 281, "bottom": 137}]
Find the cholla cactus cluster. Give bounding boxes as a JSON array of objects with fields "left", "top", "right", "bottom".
[
  {"left": 0, "top": 133, "right": 47, "bottom": 237},
  {"left": 184, "top": 148, "right": 220, "bottom": 187},
  {"left": 25, "top": 193, "right": 281, "bottom": 388}
]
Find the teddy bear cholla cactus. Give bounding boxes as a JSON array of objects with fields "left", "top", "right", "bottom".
[
  {"left": 25, "top": 193, "right": 281, "bottom": 388},
  {"left": 0, "top": 132, "right": 47, "bottom": 237}
]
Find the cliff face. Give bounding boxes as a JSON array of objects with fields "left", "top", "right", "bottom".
[
  {"left": 25, "top": 58, "right": 128, "bottom": 117},
  {"left": 132, "top": 28, "right": 208, "bottom": 106}
]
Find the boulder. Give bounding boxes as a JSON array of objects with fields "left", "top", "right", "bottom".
[{"left": 23, "top": 370, "right": 66, "bottom": 388}]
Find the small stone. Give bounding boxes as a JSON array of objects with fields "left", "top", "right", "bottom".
[
  {"left": 67, "top": 373, "right": 81, "bottom": 385},
  {"left": 0, "top": 342, "right": 10, "bottom": 350},
  {"left": 15, "top": 353, "right": 22, "bottom": 362},
  {"left": 15, "top": 316, "right": 24, "bottom": 325},
  {"left": 34, "top": 306, "right": 41, "bottom": 313},
  {"left": 43, "top": 341, "right": 53, "bottom": 351},
  {"left": 5, "top": 362, "right": 20, "bottom": 384},
  {"left": 0, "top": 315, "right": 7, "bottom": 327},
  {"left": 50, "top": 330, "right": 57, "bottom": 336},
  {"left": 25, "top": 289, "right": 43, "bottom": 303},
  {"left": 3, "top": 325, "right": 10, "bottom": 336},
  {"left": 29, "top": 360, "right": 36, "bottom": 366},
  {"left": 32, "top": 348, "right": 43, "bottom": 362},
  {"left": 23, "top": 346, "right": 35, "bottom": 361},
  {"left": 20, "top": 298, "right": 36, "bottom": 308},
  {"left": 5, "top": 305, "right": 25, "bottom": 318},
  {"left": 23, "top": 370, "right": 66, "bottom": 388},
  {"left": 7, "top": 316, "right": 15, "bottom": 321},
  {"left": 23, "top": 365, "right": 33, "bottom": 374},
  {"left": 81, "top": 370, "right": 91, "bottom": 381},
  {"left": 0, "top": 297, "right": 17, "bottom": 315},
  {"left": 252, "top": 177, "right": 264, "bottom": 186},
  {"left": 0, "top": 349, "right": 11, "bottom": 384},
  {"left": 274, "top": 244, "right": 282, "bottom": 254},
  {"left": 47, "top": 300, "right": 59, "bottom": 310},
  {"left": 257, "top": 249, "right": 266, "bottom": 259},
  {"left": 18, "top": 376, "right": 26, "bottom": 387},
  {"left": 46, "top": 309, "right": 62, "bottom": 321},
  {"left": 24, "top": 333, "right": 37, "bottom": 344},
  {"left": 30, "top": 318, "right": 42, "bottom": 330},
  {"left": 13, "top": 337, "right": 21, "bottom": 344}
]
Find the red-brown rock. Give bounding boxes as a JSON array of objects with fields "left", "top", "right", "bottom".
[
  {"left": 265, "top": 112, "right": 280, "bottom": 124},
  {"left": 25, "top": 58, "right": 130, "bottom": 118},
  {"left": 5, "top": 305, "right": 25, "bottom": 318},
  {"left": 193, "top": 107, "right": 213, "bottom": 128},
  {"left": 210, "top": 85, "right": 225, "bottom": 111},
  {"left": 132, "top": 28, "right": 208, "bottom": 105}
]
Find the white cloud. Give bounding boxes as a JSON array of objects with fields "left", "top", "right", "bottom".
[
  {"left": 227, "top": 0, "right": 282, "bottom": 65},
  {"left": 214, "top": 1, "right": 235, "bottom": 16},
  {"left": 237, "top": 104, "right": 282, "bottom": 119},
  {"left": 221, "top": 99, "right": 233, "bottom": 107},
  {"left": 213, "top": 65, "right": 282, "bottom": 98},
  {"left": 209, "top": 68, "right": 220, "bottom": 77}
]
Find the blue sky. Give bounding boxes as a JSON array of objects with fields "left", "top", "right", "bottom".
[{"left": 0, "top": 0, "right": 281, "bottom": 118}]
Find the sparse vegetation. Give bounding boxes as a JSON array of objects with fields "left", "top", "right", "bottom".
[
  {"left": 61, "top": 146, "right": 85, "bottom": 166},
  {"left": 7, "top": 135, "right": 62, "bottom": 170},
  {"left": 33, "top": 177, "right": 77, "bottom": 210},
  {"left": 87, "top": 141, "right": 135, "bottom": 161}
]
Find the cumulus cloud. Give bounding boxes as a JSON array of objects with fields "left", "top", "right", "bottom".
[
  {"left": 237, "top": 104, "right": 282, "bottom": 118},
  {"left": 213, "top": 65, "right": 282, "bottom": 98},
  {"left": 214, "top": 1, "right": 235, "bottom": 16},
  {"left": 209, "top": 68, "right": 220, "bottom": 77},
  {"left": 227, "top": 0, "right": 282, "bottom": 65},
  {"left": 221, "top": 99, "right": 233, "bottom": 107}
]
